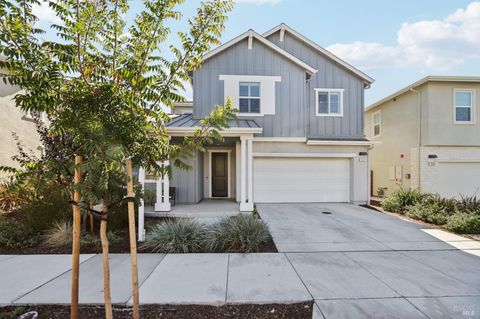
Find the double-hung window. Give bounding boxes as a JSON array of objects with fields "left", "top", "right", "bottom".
[
  {"left": 315, "top": 89, "right": 344, "bottom": 116},
  {"left": 454, "top": 89, "right": 474, "bottom": 124},
  {"left": 239, "top": 82, "right": 260, "bottom": 113},
  {"left": 372, "top": 110, "right": 381, "bottom": 137}
]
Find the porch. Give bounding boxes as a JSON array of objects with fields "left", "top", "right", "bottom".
[
  {"left": 136, "top": 113, "right": 262, "bottom": 241},
  {"left": 143, "top": 199, "right": 240, "bottom": 218}
]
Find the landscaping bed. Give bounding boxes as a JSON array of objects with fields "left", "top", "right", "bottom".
[
  {"left": 1, "top": 302, "right": 312, "bottom": 319},
  {"left": 374, "top": 189, "right": 480, "bottom": 235},
  {"left": 0, "top": 215, "right": 277, "bottom": 254}
]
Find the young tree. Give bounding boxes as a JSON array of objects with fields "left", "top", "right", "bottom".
[{"left": 0, "top": 0, "right": 235, "bottom": 318}]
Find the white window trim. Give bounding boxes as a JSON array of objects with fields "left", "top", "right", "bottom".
[
  {"left": 219, "top": 75, "right": 281, "bottom": 116},
  {"left": 239, "top": 82, "right": 261, "bottom": 114},
  {"left": 314, "top": 88, "right": 344, "bottom": 117},
  {"left": 453, "top": 88, "right": 476, "bottom": 125},
  {"left": 372, "top": 110, "right": 381, "bottom": 137}
]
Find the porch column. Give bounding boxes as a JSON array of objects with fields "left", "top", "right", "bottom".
[
  {"left": 155, "top": 160, "right": 171, "bottom": 212},
  {"left": 138, "top": 167, "right": 146, "bottom": 241},
  {"left": 240, "top": 137, "right": 254, "bottom": 212}
]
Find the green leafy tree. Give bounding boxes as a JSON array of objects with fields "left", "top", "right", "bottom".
[{"left": 0, "top": 0, "right": 235, "bottom": 317}]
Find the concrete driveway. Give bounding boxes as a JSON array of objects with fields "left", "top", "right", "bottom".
[{"left": 257, "top": 203, "right": 480, "bottom": 319}]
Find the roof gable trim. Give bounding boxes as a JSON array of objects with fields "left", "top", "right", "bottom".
[
  {"left": 263, "top": 23, "right": 374, "bottom": 85},
  {"left": 203, "top": 30, "right": 317, "bottom": 75}
]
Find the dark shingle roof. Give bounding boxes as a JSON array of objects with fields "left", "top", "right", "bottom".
[{"left": 166, "top": 113, "right": 261, "bottom": 129}]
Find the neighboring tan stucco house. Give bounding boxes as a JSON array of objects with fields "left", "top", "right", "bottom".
[
  {"left": 365, "top": 76, "right": 480, "bottom": 198},
  {"left": 0, "top": 70, "right": 42, "bottom": 180},
  {"left": 139, "top": 23, "right": 375, "bottom": 219}
]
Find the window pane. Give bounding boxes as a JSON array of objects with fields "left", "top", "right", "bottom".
[
  {"left": 330, "top": 93, "right": 340, "bottom": 114},
  {"left": 455, "top": 91, "right": 472, "bottom": 107},
  {"left": 250, "top": 83, "right": 260, "bottom": 97},
  {"left": 318, "top": 92, "right": 328, "bottom": 114},
  {"left": 239, "top": 83, "right": 249, "bottom": 97},
  {"left": 250, "top": 99, "right": 260, "bottom": 113},
  {"left": 373, "top": 113, "right": 380, "bottom": 124},
  {"left": 456, "top": 107, "right": 471, "bottom": 122},
  {"left": 239, "top": 98, "right": 249, "bottom": 112},
  {"left": 374, "top": 124, "right": 380, "bottom": 136}
]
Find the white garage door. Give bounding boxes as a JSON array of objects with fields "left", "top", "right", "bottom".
[
  {"left": 253, "top": 157, "right": 350, "bottom": 203},
  {"left": 437, "top": 162, "right": 480, "bottom": 198}
]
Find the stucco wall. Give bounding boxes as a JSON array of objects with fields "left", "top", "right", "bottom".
[
  {"left": 0, "top": 85, "right": 41, "bottom": 180},
  {"left": 365, "top": 88, "right": 422, "bottom": 196},
  {"left": 424, "top": 82, "right": 480, "bottom": 146}
]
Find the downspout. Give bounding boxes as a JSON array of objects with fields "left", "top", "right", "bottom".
[
  {"left": 305, "top": 73, "right": 314, "bottom": 139},
  {"left": 409, "top": 88, "right": 421, "bottom": 191}
]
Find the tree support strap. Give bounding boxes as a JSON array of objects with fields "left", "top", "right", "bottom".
[{"left": 70, "top": 196, "right": 135, "bottom": 220}]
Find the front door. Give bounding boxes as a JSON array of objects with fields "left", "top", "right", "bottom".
[{"left": 212, "top": 152, "right": 228, "bottom": 197}]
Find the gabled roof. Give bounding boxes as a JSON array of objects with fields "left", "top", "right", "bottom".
[
  {"left": 263, "top": 23, "right": 374, "bottom": 85},
  {"left": 365, "top": 76, "right": 480, "bottom": 112},
  {"left": 203, "top": 29, "right": 317, "bottom": 75}
]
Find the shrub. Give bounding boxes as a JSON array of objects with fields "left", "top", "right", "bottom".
[
  {"left": 381, "top": 188, "right": 424, "bottom": 213},
  {"left": 44, "top": 220, "right": 73, "bottom": 246},
  {"left": 80, "top": 231, "right": 121, "bottom": 248},
  {"left": 406, "top": 203, "right": 451, "bottom": 225},
  {"left": 142, "top": 219, "right": 206, "bottom": 253},
  {"left": 444, "top": 213, "right": 480, "bottom": 234},
  {"left": 0, "top": 218, "right": 39, "bottom": 249},
  {"left": 458, "top": 195, "right": 480, "bottom": 214},
  {"left": 23, "top": 189, "right": 71, "bottom": 232},
  {"left": 206, "top": 214, "right": 270, "bottom": 253}
]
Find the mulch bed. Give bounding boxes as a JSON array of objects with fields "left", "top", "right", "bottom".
[
  {"left": 1, "top": 302, "right": 313, "bottom": 319},
  {"left": 0, "top": 216, "right": 278, "bottom": 254}
]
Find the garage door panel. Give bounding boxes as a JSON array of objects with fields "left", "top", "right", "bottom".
[
  {"left": 437, "top": 162, "right": 480, "bottom": 198},
  {"left": 253, "top": 157, "right": 350, "bottom": 203}
]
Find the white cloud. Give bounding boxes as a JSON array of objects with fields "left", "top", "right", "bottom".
[
  {"left": 32, "top": 1, "right": 61, "bottom": 24},
  {"left": 326, "top": 1, "right": 480, "bottom": 70},
  {"left": 236, "top": 0, "right": 281, "bottom": 5}
]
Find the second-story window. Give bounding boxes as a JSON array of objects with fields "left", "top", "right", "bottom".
[
  {"left": 372, "top": 110, "right": 381, "bottom": 137},
  {"left": 454, "top": 89, "right": 474, "bottom": 124},
  {"left": 239, "top": 82, "right": 260, "bottom": 113},
  {"left": 315, "top": 89, "right": 344, "bottom": 116}
]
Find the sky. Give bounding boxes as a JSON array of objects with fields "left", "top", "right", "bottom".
[{"left": 33, "top": 0, "right": 480, "bottom": 106}]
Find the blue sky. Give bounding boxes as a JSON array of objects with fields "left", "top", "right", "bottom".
[{"left": 34, "top": 0, "right": 480, "bottom": 106}]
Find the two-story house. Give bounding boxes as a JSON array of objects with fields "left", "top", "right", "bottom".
[
  {"left": 141, "top": 24, "right": 374, "bottom": 216},
  {"left": 365, "top": 76, "right": 480, "bottom": 199}
]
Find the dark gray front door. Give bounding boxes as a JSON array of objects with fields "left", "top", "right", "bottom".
[{"left": 212, "top": 152, "right": 228, "bottom": 197}]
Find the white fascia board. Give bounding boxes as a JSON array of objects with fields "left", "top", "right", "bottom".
[
  {"left": 253, "top": 137, "right": 307, "bottom": 142},
  {"left": 306, "top": 140, "right": 379, "bottom": 146},
  {"left": 166, "top": 127, "right": 262, "bottom": 136},
  {"left": 204, "top": 30, "right": 317, "bottom": 75},
  {"left": 263, "top": 23, "right": 374, "bottom": 85},
  {"left": 253, "top": 152, "right": 357, "bottom": 158}
]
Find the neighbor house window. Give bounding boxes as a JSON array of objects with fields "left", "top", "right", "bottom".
[
  {"left": 372, "top": 110, "right": 381, "bottom": 137},
  {"left": 239, "top": 82, "right": 260, "bottom": 113},
  {"left": 315, "top": 89, "right": 344, "bottom": 116},
  {"left": 454, "top": 89, "right": 474, "bottom": 123}
]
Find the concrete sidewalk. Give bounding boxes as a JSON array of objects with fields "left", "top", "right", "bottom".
[
  {"left": 2, "top": 253, "right": 311, "bottom": 307},
  {"left": 1, "top": 249, "right": 480, "bottom": 319}
]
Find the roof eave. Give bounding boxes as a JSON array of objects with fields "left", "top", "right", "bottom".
[
  {"left": 365, "top": 76, "right": 480, "bottom": 112},
  {"left": 263, "top": 23, "right": 374, "bottom": 85},
  {"left": 203, "top": 29, "right": 317, "bottom": 75}
]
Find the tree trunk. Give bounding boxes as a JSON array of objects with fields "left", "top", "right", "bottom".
[
  {"left": 71, "top": 155, "right": 82, "bottom": 319},
  {"left": 100, "top": 202, "right": 112, "bottom": 319},
  {"left": 125, "top": 159, "right": 139, "bottom": 319}
]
